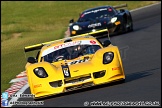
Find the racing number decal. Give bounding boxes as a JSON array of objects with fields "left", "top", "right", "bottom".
[
  {"left": 61, "top": 65, "right": 71, "bottom": 78},
  {"left": 63, "top": 68, "right": 69, "bottom": 76}
]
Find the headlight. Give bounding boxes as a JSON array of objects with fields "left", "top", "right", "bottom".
[
  {"left": 103, "top": 52, "right": 114, "bottom": 64},
  {"left": 34, "top": 67, "right": 48, "bottom": 78},
  {"left": 111, "top": 17, "right": 117, "bottom": 23},
  {"left": 73, "top": 25, "right": 79, "bottom": 30}
]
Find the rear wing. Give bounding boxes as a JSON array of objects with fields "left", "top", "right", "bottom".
[
  {"left": 75, "top": 29, "right": 108, "bottom": 37},
  {"left": 113, "top": 3, "right": 127, "bottom": 9},
  {"left": 24, "top": 40, "right": 61, "bottom": 52},
  {"left": 24, "top": 29, "right": 109, "bottom": 52}
]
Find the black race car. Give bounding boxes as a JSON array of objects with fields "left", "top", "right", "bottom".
[{"left": 68, "top": 4, "right": 133, "bottom": 37}]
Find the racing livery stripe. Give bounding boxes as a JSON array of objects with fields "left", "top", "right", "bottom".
[
  {"left": 67, "top": 57, "right": 90, "bottom": 65},
  {"left": 41, "top": 40, "right": 99, "bottom": 57}
]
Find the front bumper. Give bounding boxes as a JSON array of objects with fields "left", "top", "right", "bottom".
[
  {"left": 70, "top": 21, "right": 121, "bottom": 37},
  {"left": 32, "top": 67, "right": 125, "bottom": 99}
]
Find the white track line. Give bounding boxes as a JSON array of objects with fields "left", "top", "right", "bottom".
[
  {"left": 7, "top": 2, "right": 161, "bottom": 107},
  {"left": 130, "top": 2, "right": 161, "bottom": 12}
]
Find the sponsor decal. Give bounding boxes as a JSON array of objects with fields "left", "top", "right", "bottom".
[
  {"left": 90, "top": 40, "right": 96, "bottom": 44},
  {"left": 112, "top": 67, "right": 120, "bottom": 71},
  {"left": 67, "top": 57, "right": 90, "bottom": 65},
  {"left": 34, "top": 84, "right": 42, "bottom": 88},
  {"left": 54, "top": 41, "right": 81, "bottom": 50},
  {"left": 84, "top": 8, "right": 107, "bottom": 15},
  {"left": 88, "top": 23, "right": 102, "bottom": 28},
  {"left": 42, "top": 40, "right": 99, "bottom": 57}
]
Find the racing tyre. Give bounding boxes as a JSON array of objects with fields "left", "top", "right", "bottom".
[
  {"left": 128, "top": 14, "right": 133, "bottom": 32},
  {"left": 121, "top": 18, "right": 128, "bottom": 33},
  {"left": 118, "top": 13, "right": 129, "bottom": 34}
]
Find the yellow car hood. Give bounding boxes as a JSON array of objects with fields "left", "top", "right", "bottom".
[{"left": 51, "top": 54, "right": 102, "bottom": 78}]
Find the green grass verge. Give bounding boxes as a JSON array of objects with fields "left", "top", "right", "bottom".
[{"left": 1, "top": 1, "right": 160, "bottom": 93}]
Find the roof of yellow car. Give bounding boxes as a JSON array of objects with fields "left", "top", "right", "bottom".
[
  {"left": 24, "top": 29, "right": 108, "bottom": 52},
  {"left": 41, "top": 35, "right": 97, "bottom": 50}
]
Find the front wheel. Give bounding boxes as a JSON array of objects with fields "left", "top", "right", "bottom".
[{"left": 121, "top": 18, "right": 128, "bottom": 33}]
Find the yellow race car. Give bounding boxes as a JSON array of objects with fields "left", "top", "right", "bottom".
[{"left": 24, "top": 29, "right": 125, "bottom": 99}]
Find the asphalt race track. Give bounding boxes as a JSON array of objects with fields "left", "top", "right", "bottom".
[{"left": 12, "top": 3, "right": 161, "bottom": 107}]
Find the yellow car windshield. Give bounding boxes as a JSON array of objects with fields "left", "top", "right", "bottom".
[{"left": 43, "top": 44, "right": 101, "bottom": 63}]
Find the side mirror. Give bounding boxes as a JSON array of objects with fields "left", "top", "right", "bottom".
[
  {"left": 120, "top": 9, "right": 125, "bottom": 13},
  {"left": 69, "top": 19, "right": 74, "bottom": 23},
  {"left": 102, "top": 40, "right": 111, "bottom": 47},
  {"left": 27, "top": 57, "right": 36, "bottom": 63},
  {"left": 69, "top": 19, "right": 74, "bottom": 26}
]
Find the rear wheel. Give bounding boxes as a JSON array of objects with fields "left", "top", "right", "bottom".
[
  {"left": 121, "top": 18, "right": 128, "bottom": 33},
  {"left": 121, "top": 14, "right": 133, "bottom": 33},
  {"left": 129, "top": 14, "right": 134, "bottom": 32}
]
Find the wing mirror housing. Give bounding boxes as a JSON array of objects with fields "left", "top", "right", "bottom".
[
  {"left": 69, "top": 19, "right": 74, "bottom": 26},
  {"left": 120, "top": 9, "right": 125, "bottom": 13},
  {"left": 69, "top": 19, "right": 74, "bottom": 23},
  {"left": 27, "top": 57, "right": 37, "bottom": 63},
  {"left": 102, "top": 40, "right": 111, "bottom": 47}
]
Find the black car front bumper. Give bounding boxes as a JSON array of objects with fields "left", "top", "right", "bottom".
[{"left": 70, "top": 21, "right": 121, "bottom": 37}]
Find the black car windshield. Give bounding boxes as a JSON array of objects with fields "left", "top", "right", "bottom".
[
  {"left": 43, "top": 44, "right": 101, "bottom": 63},
  {"left": 78, "top": 8, "right": 115, "bottom": 22}
]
